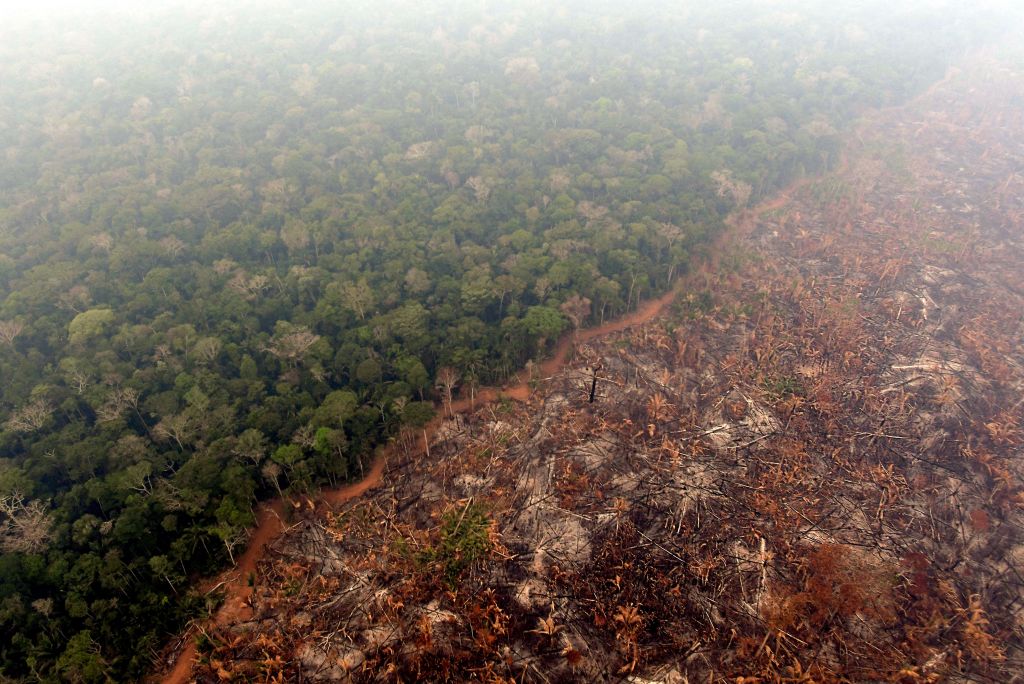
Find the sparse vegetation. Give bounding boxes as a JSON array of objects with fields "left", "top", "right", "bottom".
[{"left": 424, "top": 502, "right": 493, "bottom": 586}]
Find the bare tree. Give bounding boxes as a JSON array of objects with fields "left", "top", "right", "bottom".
[
  {"left": 267, "top": 327, "right": 320, "bottom": 366},
  {"left": 153, "top": 480, "right": 186, "bottom": 512},
  {"left": 153, "top": 413, "right": 194, "bottom": 450},
  {"left": 5, "top": 400, "right": 52, "bottom": 434},
  {"left": 435, "top": 366, "right": 459, "bottom": 417},
  {"left": 0, "top": 320, "right": 24, "bottom": 346},
  {"left": 159, "top": 236, "right": 186, "bottom": 258},
  {"left": 504, "top": 55, "right": 540, "bottom": 85},
  {"left": 65, "top": 366, "right": 90, "bottom": 394},
  {"left": 534, "top": 276, "right": 551, "bottom": 302},
  {"left": 560, "top": 294, "right": 592, "bottom": 334},
  {"left": 88, "top": 232, "right": 113, "bottom": 253},
  {"left": 194, "top": 337, "right": 223, "bottom": 364},
  {"left": 464, "top": 372, "right": 480, "bottom": 410},
  {"left": 212, "top": 258, "right": 237, "bottom": 275},
  {"left": 464, "top": 175, "right": 493, "bottom": 203},
  {"left": 214, "top": 524, "right": 248, "bottom": 565},
  {"left": 262, "top": 461, "right": 284, "bottom": 499},
  {"left": 341, "top": 280, "right": 375, "bottom": 320},
  {"left": 309, "top": 364, "right": 329, "bottom": 383},
  {"left": 95, "top": 387, "right": 140, "bottom": 423},
  {"left": 711, "top": 168, "right": 753, "bottom": 208},
  {"left": 442, "top": 167, "right": 460, "bottom": 191},
  {"left": 228, "top": 271, "right": 270, "bottom": 301},
  {"left": 656, "top": 221, "right": 686, "bottom": 284},
  {"left": 0, "top": 493, "right": 53, "bottom": 554},
  {"left": 292, "top": 424, "right": 317, "bottom": 449},
  {"left": 31, "top": 598, "right": 53, "bottom": 617}
]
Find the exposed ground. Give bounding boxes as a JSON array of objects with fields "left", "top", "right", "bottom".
[{"left": 171, "top": 53, "right": 1024, "bottom": 683}]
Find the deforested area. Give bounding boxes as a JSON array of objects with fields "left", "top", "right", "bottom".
[{"left": 187, "top": 52, "right": 1024, "bottom": 682}]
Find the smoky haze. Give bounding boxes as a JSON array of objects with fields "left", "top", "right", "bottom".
[{"left": 0, "top": 0, "right": 1023, "bottom": 682}]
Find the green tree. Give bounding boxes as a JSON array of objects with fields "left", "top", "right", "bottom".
[{"left": 67, "top": 309, "right": 115, "bottom": 346}]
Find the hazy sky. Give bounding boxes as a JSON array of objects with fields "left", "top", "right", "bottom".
[
  {"left": 0, "top": 0, "right": 192, "bottom": 20},
  {"left": 1, "top": 0, "right": 134, "bottom": 12}
]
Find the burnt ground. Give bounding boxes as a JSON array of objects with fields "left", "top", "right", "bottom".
[{"left": 189, "top": 53, "right": 1024, "bottom": 683}]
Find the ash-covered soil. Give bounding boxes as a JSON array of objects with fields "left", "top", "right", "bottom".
[{"left": 191, "top": 56, "right": 1024, "bottom": 683}]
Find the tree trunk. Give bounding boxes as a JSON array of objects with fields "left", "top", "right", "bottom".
[{"left": 224, "top": 538, "right": 235, "bottom": 565}]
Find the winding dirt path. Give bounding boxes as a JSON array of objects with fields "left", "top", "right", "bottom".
[{"left": 159, "top": 454, "right": 389, "bottom": 684}]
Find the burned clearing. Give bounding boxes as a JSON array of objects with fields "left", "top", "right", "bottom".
[{"left": 189, "top": 56, "right": 1024, "bottom": 682}]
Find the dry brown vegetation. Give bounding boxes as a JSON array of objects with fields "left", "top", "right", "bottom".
[{"left": 185, "top": 56, "right": 1024, "bottom": 682}]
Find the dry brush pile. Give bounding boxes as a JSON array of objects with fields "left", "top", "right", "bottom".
[{"left": 187, "top": 57, "right": 1024, "bottom": 682}]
